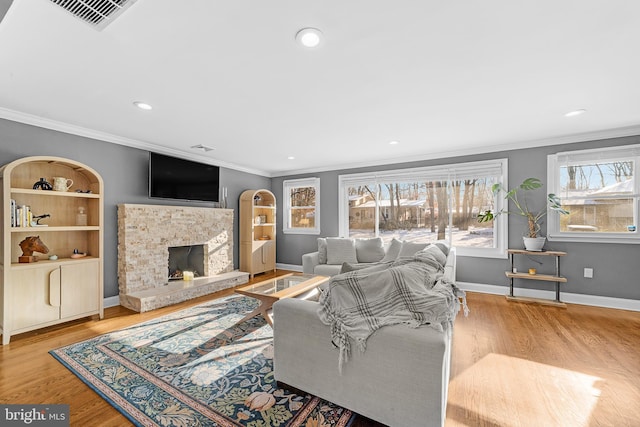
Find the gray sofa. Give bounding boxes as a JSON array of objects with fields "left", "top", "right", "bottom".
[
  {"left": 302, "top": 236, "right": 438, "bottom": 276},
  {"left": 274, "top": 245, "right": 457, "bottom": 427}
]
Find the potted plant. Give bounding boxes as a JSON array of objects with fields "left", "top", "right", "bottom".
[{"left": 477, "top": 177, "right": 569, "bottom": 251}]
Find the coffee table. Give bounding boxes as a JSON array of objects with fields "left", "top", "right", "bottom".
[{"left": 235, "top": 273, "right": 329, "bottom": 326}]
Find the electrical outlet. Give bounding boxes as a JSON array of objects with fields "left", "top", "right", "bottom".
[{"left": 584, "top": 268, "right": 594, "bottom": 279}]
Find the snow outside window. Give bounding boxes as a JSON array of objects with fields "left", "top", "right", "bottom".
[
  {"left": 283, "top": 177, "right": 321, "bottom": 235},
  {"left": 338, "top": 159, "right": 508, "bottom": 258},
  {"left": 547, "top": 145, "right": 640, "bottom": 244}
]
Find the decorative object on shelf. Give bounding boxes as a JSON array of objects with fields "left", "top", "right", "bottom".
[
  {"left": 76, "top": 207, "right": 87, "bottom": 226},
  {"left": 32, "top": 177, "right": 52, "bottom": 190},
  {"left": 31, "top": 213, "right": 50, "bottom": 226},
  {"left": 628, "top": 225, "right": 637, "bottom": 232},
  {"left": 528, "top": 268, "right": 536, "bottom": 275},
  {"left": 254, "top": 194, "right": 261, "bottom": 205},
  {"left": 48, "top": 254, "right": 58, "bottom": 261},
  {"left": 219, "top": 186, "right": 228, "bottom": 208},
  {"left": 71, "top": 248, "right": 87, "bottom": 258},
  {"left": 18, "top": 235, "right": 49, "bottom": 263},
  {"left": 182, "top": 271, "right": 194, "bottom": 281},
  {"left": 477, "top": 177, "right": 570, "bottom": 251},
  {"left": 255, "top": 215, "right": 262, "bottom": 225},
  {"left": 52, "top": 176, "right": 74, "bottom": 192}
]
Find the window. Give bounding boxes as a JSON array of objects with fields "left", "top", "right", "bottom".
[
  {"left": 338, "top": 159, "right": 508, "bottom": 258},
  {"left": 283, "top": 177, "right": 321, "bottom": 235},
  {"left": 547, "top": 144, "right": 640, "bottom": 244}
]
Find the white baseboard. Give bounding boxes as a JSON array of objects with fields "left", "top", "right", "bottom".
[
  {"left": 458, "top": 281, "right": 640, "bottom": 312},
  {"left": 104, "top": 295, "right": 120, "bottom": 308},
  {"left": 103, "top": 268, "right": 638, "bottom": 312},
  {"left": 276, "top": 263, "right": 303, "bottom": 272}
]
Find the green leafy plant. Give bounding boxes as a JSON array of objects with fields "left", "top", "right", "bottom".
[{"left": 477, "top": 177, "right": 569, "bottom": 238}]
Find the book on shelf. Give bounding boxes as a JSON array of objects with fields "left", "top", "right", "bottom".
[
  {"left": 10, "top": 199, "right": 16, "bottom": 227},
  {"left": 14, "top": 204, "right": 33, "bottom": 227}
]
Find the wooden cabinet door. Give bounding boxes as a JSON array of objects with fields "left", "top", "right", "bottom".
[
  {"left": 10, "top": 267, "right": 60, "bottom": 331},
  {"left": 60, "top": 260, "right": 100, "bottom": 319},
  {"left": 262, "top": 240, "right": 276, "bottom": 271},
  {"left": 251, "top": 240, "right": 275, "bottom": 274}
]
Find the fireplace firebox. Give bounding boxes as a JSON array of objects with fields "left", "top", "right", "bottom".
[{"left": 168, "top": 244, "right": 205, "bottom": 280}]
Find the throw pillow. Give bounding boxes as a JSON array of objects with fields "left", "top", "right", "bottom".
[
  {"left": 398, "top": 241, "right": 429, "bottom": 258},
  {"left": 355, "top": 237, "right": 385, "bottom": 263},
  {"left": 317, "top": 238, "right": 328, "bottom": 264},
  {"left": 326, "top": 238, "right": 358, "bottom": 265},
  {"left": 434, "top": 241, "right": 450, "bottom": 256},
  {"left": 380, "top": 238, "right": 403, "bottom": 262}
]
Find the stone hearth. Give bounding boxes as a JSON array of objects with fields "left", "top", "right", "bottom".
[{"left": 117, "top": 204, "right": 248, "bottom": 312}]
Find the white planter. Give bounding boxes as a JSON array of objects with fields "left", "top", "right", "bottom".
[{"left": 523, "top": 236, "right": 546, "bottom": 251}]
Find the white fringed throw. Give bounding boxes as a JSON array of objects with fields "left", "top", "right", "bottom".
[{"left": 317, "top": 247, "right": 468, "bottom": 371}]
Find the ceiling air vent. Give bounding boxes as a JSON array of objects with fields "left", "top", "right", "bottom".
[{"left": 49, "top": 0, "right": 138, "bottom": 30}]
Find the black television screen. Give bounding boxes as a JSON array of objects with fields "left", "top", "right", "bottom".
[{"left": 149, "top": 152, "right": 220, "bottom": 202}]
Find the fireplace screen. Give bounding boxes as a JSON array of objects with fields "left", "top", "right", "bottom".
[{"left": 168, "top": 245, "right": 205, "bottom": 280}]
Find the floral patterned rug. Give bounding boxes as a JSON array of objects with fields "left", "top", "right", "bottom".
[{"left": 50, "top": 295, "right": 354, "bottom": 427}]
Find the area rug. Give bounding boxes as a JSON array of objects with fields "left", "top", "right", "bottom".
[{"left": 50, "top": 295, "right": 354, "bottom": 427}]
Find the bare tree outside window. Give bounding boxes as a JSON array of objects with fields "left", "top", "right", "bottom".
[
  {"left": 346, "top": 177, "right": 497, "bottom": 248},
  {"left": 283, "top": 177, "right": 320, "bottom": 234}
]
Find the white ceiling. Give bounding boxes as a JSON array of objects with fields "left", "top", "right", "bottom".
[{"left": 1, "top": 0, "right": 640, "bottom": 177}]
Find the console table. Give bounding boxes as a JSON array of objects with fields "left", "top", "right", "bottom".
[{"left": 505, "top": 249, "right": 567, "bottom": 307}]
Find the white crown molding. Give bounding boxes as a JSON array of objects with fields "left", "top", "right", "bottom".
[
  {"left": 3, "top": 107, "right": 639, "bottom": 178},
  {"left": 0, "top": 107, "right": 272, "bottom": 177},
  {"left": 273, "top": 124, "right": 640, "bottom": 177}
]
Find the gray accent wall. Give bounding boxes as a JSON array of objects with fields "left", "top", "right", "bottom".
[
  {"left": 0, "top": 118, "right": 270, "bottom": 298},
  {"left": 274, "top": 134, "right": 640, "bottom": 301}
]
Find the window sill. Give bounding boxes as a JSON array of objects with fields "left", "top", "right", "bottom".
[
  {"left": 283, "top": 229, "right": 321, "bottom": 235},
  {"left": 548, "top": 233, "right": 640, "bottom": 245}
]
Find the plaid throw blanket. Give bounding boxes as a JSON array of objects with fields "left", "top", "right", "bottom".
[{"left": 317, "top": 247, "right": 468, "bottom": 371}]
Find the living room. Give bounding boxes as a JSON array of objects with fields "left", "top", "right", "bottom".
[{"left": 1, "top": 1, "right": 640, "bottom": 426}]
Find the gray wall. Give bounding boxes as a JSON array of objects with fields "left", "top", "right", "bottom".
[
  {"left": 4, "top": 117, "right": 639, "bottom": 301},
  {"left": 274, "top": 134, "right": 640, "bottom": 301},
  {"left": 0, "top": 118, "right": 270, "bottom": 298}
]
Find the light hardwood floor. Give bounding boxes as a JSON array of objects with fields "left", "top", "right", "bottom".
[{"left": 1, "top": 270, "right": 639, "bottom": 427}]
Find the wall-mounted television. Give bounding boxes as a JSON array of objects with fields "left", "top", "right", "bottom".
[{"left": 149, "top": 152, "right": 220, "bottom": 202}]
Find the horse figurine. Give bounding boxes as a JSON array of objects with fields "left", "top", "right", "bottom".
[{"left": 19, "top": 235, "right": 49, "bottom": 263}]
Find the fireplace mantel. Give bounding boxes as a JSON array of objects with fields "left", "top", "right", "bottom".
[{"left": 117, "top": 204, "right": 248, "bottom": 312}]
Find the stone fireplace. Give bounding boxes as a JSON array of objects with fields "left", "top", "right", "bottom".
[{"left": 117, "top": 204, "right": 249, "bottom": 312}]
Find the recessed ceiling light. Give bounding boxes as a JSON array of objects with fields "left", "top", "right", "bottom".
[
  {"left": 295, "top": 28, "right": 323, "bottom": 48},
  {"left": 389, "top": 140, "right": 400, "bottom": 145},
  {"left": 133, "top": 101, "right": 153, "bottom": 110},
  {"left": 287, "top": 156, "right": 295, "bottom": 160},
  {"left": 565, "top": 109, "right": 586, "bottom": 117}
]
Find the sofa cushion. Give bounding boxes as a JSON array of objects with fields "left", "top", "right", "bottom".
[
  {"left": 317, "top": 238, "right": 328, "bottom": 264},
  {"left": 340, "top": 261, "right": 394, "bottom": 274},
  {"left": 380, "top": 238, "right": 403, "bottom": 262},
  {"left": 355, "top": 237, "right": 385, "bottom": 263},
  {"left": 314, "top": 263, "right": 343, "bottom": 277},
  {"left": 326, "top": 238, "right": 358, "bottom": 264},
  {"left": 398, "top": 241, "right": 429, "bottom": 258}
]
